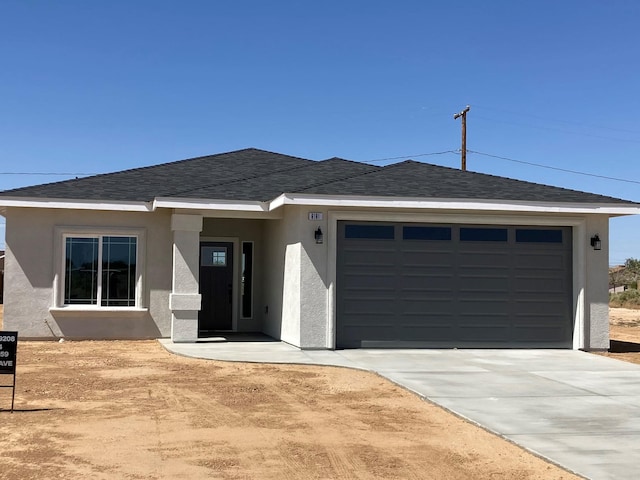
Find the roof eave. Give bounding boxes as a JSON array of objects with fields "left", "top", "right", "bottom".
[
  {"left": 1, "top": 193, "right": 638, "bottom": 217},
  {"left": 152, "top": 197, "right": 268, "bottom": 212},
  {"left": 0, "top": 196, "right": 152, "bottom": 213},
  {"left": 270, "top": 193, "right": 640, "bottom": 215}
]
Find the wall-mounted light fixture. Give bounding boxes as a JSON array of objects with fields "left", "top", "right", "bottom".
[
  {"left": 314, "top": 227, "right": 323, "bottom": 244},
  {"left": 590, "top": 234, "right": 602, "bottom": 251}
]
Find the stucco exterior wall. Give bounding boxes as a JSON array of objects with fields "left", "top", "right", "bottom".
[
  {"left": 298, "top": 209, "right": 329, "bottom": 349},
  {"left": 262, "top": 217, "right": 285, "bottom": 340},
  {"left": 584, "top": 215, "right": 610, "bottom": 350},
  {"left": 261, "top": 206, "right": 330, "bottom": 348},
  {"left": 262, "top": 210, "right": 303, "bottom": 345},
  {"left": 2, "top": 203, "right": 615, "bottom": 350},
  {"left": 3, "top": 207, "right": 172, "bottom": 339},
  {"left": 259, "top": 205, "right": 614, "bottom": 350}
]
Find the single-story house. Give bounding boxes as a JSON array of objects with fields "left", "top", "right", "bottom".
[{"left": 0, "top": 148, "right": 638, "bottom": 349}]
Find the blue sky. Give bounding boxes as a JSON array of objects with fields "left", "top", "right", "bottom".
[{"left": 1, "top": 1, "right": 639, "bottom": 265}]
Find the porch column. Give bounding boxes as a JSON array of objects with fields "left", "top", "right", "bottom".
[{"left": 170, "top": 214, "right": 203, "bottom": 342}]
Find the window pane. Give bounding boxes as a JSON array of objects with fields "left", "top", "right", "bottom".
[
  {"left": 102, "top": 236, "right": 137, "bottom": 307},
  {"left": 403, "top": 226, "right": 452, "bottom": 241},
  {"left": 516, "top": 229, "right": 563, "bottom": 243},
  {"left": 241, "top": 242, "right": 253, "bottom": 318},
  {"left": 460, "top": 227, "right": 508, "bottom": 242},
  {"left": 201, "top": 246, "right": 227, "bottom": 266},
  {"left": 344, "top": 225, "right": 395, "bottom": 239},
  {"left": 65, "top": 237, "right": 99, "bottom": 305}
]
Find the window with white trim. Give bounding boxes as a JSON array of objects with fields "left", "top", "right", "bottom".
[{"left": 63, "top": 235, "right": 138, "bottom": 307}]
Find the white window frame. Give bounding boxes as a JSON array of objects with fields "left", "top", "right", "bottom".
[{"left": 52, "top": 226, "right": 146, "bottom": 311}]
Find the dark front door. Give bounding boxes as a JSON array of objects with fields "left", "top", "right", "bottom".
[{"left": 199, "top": 242, "right": 234, "bottom": 334}]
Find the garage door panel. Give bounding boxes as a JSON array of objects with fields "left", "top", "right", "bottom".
[
  {"left": 342, "top": 248, "right": 395, "bottom": 265},
  {"left": 515, "top": 313, "right": 568, "bottom": 323},
  {"left": 513, "top": 326, "right": 570, "bottom": 342},
  {"left": 400, "top": 276, "right": 456, "bottom": 291},
  {"left": 342, "top": 272, "right": 395, "bottom": 290},
  {"left": 458, "top": 253, "right": 510, "bottom": 267},
  {"left": 342, "top": 300, "right": 397, "bottom": 315},
  {"left": 515, "top": 253, "right": 568, "bottom": 269},
  {"left": 401, "top": 250, "right": 454, "bottom": 266},
  {"left": 458, "top": 276, "right": 510, "bottom": 291},
  {"left": 401, "top": 282, "right": 456, "bottom": 291},
  {"left": 459, "top": 300, "right": 510, "bottom": 314},
  {"left": 400, "top": 328, "right": 457, "bottom": 343},
  {"left": 341, "top": 327, "right": 396, "bottom": 348},
  {"left": 401, "top": 298, "right": 455, "bottom": 313},
  {"left": 457, "top": 326, "right": 511, "bottom": 341},
  {"left": 458, "top": 313, "right": 510, "bottom": 324},
  {"left": 514, "top": 277, "right": 566, "bottom": 293},
  {"left": 514, "top": 298, "right": 569, "bottom": 311},
  {"left": 337, "top": 222, "right": 573, "bottom": 348},
  {"left": 401, "top": 312, "right": 454, "bottom": 321}
]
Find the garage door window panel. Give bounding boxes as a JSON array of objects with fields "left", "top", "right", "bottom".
[
  {"left": 344, "top": 224, "right": 395, "bottom": 239},
  {"left": 516, "top": 229, "right": 563, "bottom": 243},
  {"left": 403, "top": 226, "right": 451, "bottom": 241},
  {"left": 460, "top": 228, "right": 508, "bottom": 242}
]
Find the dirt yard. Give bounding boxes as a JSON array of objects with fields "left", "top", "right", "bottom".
[
  {"left": 0, "top": 306, "right": 635, "bottom": 479},
  {"left": 598, "top": 307, "right": 640, "bottom": 365}
]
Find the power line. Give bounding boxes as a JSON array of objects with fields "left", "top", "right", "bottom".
[
  {"left": 0, "top": 148, "right": 638, "bottom": 186},
  {"left": 468, "top": 149, "right": 640, "bottom": 185},
  {"left": 473, "top": 103, "right": 640, "bottom": 136},
  {"left": 365, "top": 150, "right": 457, "bottom": 163},
  {"left": 474, "top": 114, "right": 640, "bottom": 144}
]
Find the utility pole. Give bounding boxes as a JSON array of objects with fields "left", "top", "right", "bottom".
[{"left": 453, "top": 105, "right": 470, "bottom": 171}]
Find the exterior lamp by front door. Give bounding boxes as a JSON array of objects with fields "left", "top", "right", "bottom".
[
  {"left": 590, "top": 234, "right": 602, "bottom": 251},
  {"left": 314, "top": 227, "right": 323, "bottom": 244}
]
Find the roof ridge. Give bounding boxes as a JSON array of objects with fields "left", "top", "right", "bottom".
[
  {"left": 321, "top": 156, "right": 376, "bottom": 166},
  {"left": 167, "top": 157, "right": 382, "bottom": 199},
  {"left": 388, "top": 160, "right": 636, "bottom": 204},
  {"left": 0, "top": 148, "right": 314, "bottom": 198},
  {"left": 0, "top": 148, "right": 263, "bottom": 195},
  {"left": 164, "top": 156, "right": 316, "bottom": 198},
  {"left": 294, "top": 159, "right": 383, "bottom": 194}
]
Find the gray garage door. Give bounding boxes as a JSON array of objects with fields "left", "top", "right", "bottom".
[{"left": 336, "top": 222, "right": 573, "bottom": 348}]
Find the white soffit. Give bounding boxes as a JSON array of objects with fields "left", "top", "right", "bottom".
[
  {"left": 0, "top": 197, "right": 152, "bottom": 212},
  {"left": 270, "top": 193, "right": 640, "bottom": 215},
  {"left": 153, "top": 197, "right": 267, "bottom": 212},
  {"left": 1, "top": 193, "right": 638, "bottom": 216}
]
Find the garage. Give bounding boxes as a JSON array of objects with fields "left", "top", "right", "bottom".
[{"left": 336, "top": 221, "right": 573, "bottom": 348}]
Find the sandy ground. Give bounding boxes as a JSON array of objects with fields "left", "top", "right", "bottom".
[
  {"left": 0, "top": 306, "right": 636, "bottom": 479},
  {"left": 598, "top": 307, "right": 640, "bottom": 364}
]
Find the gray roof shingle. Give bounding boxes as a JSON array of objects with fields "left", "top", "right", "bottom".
[
  {"left": 0, "top": 148, "right": 636, "bottom": 205},
  {"left": 0, "top": 148, "right": 314, "bottom": 202},
  {"left": 301, "top": 160, "right": 633, "bottom": 204}
]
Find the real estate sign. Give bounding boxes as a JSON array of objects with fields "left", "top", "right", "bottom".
[
  {"left": 0, "top": 331, "right": 18, "bottom": 412},
  {"left": 0, "top": 332, "right": 17, "bottom": 374}
]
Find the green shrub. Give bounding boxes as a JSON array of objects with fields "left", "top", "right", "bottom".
[{"left": 610, "top": 289, "right": 640, "bottom": 308}]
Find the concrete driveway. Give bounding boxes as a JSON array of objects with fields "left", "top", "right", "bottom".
[{"left": 161, "top": 338, "right": 640, "bottom": 480}]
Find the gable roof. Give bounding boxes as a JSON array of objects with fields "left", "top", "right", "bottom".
[{"left": 0, "top": 148, "right": 637, "bottom": 210}]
